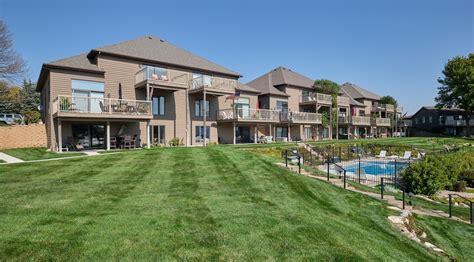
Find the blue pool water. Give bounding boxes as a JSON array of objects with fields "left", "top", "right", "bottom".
[{"left": 343, "top": 161, "right": 408, "bottom": 176}]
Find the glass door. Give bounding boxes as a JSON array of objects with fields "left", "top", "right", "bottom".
[{"left": 90, "top": 91, "right": 104, "bottom": 113}]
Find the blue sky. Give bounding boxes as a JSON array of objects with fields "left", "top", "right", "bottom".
[{"left": 1, "top": 0, "right": 472, "bottom": 114}]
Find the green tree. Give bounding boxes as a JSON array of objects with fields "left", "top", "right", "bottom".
[
  {"left": 435, "top": 54, "right": 474, "bottom": 136},
  {"left": 20, "top": 79, "right": 40, "bottom": 112},
  {"left": 0, "top": 80, "right": 22, "bottom": 112},
  {"left": 379, "top": 95, "right": 397, "bottom": 106},
  {"left": 314, "top": 79, "right": 339, "bottom": 129}
]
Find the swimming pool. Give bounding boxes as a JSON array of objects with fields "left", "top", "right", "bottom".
[{"left": 341, "top": 161, "right": 408, "bottom": 176}]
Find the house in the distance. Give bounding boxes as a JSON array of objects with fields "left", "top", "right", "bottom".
[{"left": 404, "top": 106, "right": 473, "bottom": 137}]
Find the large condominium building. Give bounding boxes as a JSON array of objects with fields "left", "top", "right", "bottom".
[{"left": 37, "top": 36, "right": 401, "bottom": 152}]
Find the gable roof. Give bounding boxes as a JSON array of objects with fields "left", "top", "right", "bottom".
[
  {"left": 340, "top": 82, "right": 381, "bottom": 100},
  {"left": 411, "top": 106, "right": 466, "bottom": 118},
  {"left": 246, "top": 69, "right": 290, "bottom": 97},
  {"left": 37, "top": 36, "right": 241, "bottom": 90},
  {"left": 236, "top": 82, "right": 260, "bottom": 94},
  {"left": 339, "top": 88, "right": 365, "bottom": 107},
  {"left": 89, "top": 36, "right": 240, "bottom": 77}
]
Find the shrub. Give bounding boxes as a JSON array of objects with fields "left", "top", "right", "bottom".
[
  {"left": 402, "top": 152, "right": 474, "bottom": 195},
  {"left": 453, "top": 181, "right": 467, "bottom": 192},
  {"left": 459, "top": 169, "right": 474, "bottom": 187},
  {"left": 169, "top": 137, "right": 183, "bottom": 147},
  {"left": 22, "top": 110, "right": 41, "bottom": 124}
]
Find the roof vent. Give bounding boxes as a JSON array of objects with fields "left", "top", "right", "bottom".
[{"left": 160, "top": 39, "right": 164, "bottom": 42}]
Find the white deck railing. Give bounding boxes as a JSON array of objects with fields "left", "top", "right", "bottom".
[
  {"left": 375, "top": 118, "right": 391, "bottom": 126},
  {"left": 54, "top": 95, "right": 152, "bottom": 116},
  {"left": 281, "top": 112, "right": 322, "bottom": 123},
  {"left": 218, "top": 108, "right": 280, "bottom": 122},
  {"left": 351, "top": 116, "right": 371, "bottom": 125},
  {"left": 135, "top": 66, "right": 188, "bottom": 86},
  {"left": 191, "top": 75, "right": 236, "bottom": 92},
  {"left": 300, "top": 93, "right": 332, "bottom": 104}
]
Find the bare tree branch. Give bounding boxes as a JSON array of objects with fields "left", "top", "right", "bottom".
[{"left": 0, "top": 20, "right": 26, "bottom": 82}]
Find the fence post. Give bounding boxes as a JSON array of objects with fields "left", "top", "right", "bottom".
[
  {"left": 344, "top": 170, "right": 346, "bottom": 189},
  {"left": 394, "top": 160, "right": 397, "bottom": 189},
  {"left": 327, "top": 156, "right": 330, "bottom": 181},
  {"left": 285, "top": 150, "right": 288, "bottom": 168},
  {"left": 381, "top": 177, "right": 384, "bottom": 199},
  {"left": 402, "top": 187, "right": 405, "bottom": 209},
  {"left": 448, "top": 194, "right": 452, "bottom": 218},
  {"left": 358, "top": 156, "right": 361, "bottom": 184},
  {"left": 298, "top": 155, "right": 301, "bottom": 174}
]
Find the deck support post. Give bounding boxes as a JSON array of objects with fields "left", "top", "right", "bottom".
[
  {"left": 288, "top": 124, "right": 291, "bottom": 142},
  {"left": 58, "top": 119, "right": 62, "bottom": 153},
  {"left": 203, "top": 89, "right": 207, "bottom": 147},
  {"left": 106, "top": 121, "right": 110, "bottom": 150},
  {"left": 233, "top": 121, "right": 236, "bottom": 145},
  {"left": 146, "top": 122, "right": 151, "bottom": 148},
  {"left": 254, "top": 125, "right": 257, "bottom": 144}
]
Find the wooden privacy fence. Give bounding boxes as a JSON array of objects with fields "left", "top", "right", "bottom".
[{"left": 0, "top": 124, "right": 47, "bottom": 149}]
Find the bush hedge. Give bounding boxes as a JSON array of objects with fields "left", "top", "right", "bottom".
[{"left": 402, "top": 152, "right": 474, "bottom": 195}]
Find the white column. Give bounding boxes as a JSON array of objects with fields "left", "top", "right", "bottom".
[
  {"left": 233, "top": 121, "right": 236, "bottom": 144},
  {"left": 58, "top": 119, "right": 62, "bottom": 153},
  {"left": 254, "top": 125, "right": 257, "bottom": 144},
  {"left": 146, "top": 122, "right": 151, "bottom": 148},
  {"left": 288, "top": 124, "right": 291, "bottom": 142},
  {"left": 203, "top": 90, "right": 207, "bottom": 147},
  {"left": 106, "top": 121, "right": 110, "bottom": 150}
]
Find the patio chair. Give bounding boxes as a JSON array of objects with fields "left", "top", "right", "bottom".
[
  {"left": 110, "top": 137, "right": 117, "bottom": 150},
  {"left": 400, "top": 151, "right": 412, "bottom": 160},
  {"left": 67, "top": 136, "right": 84, "bottom": 151},
  {"left": 130, "top": 135, "right": 137, "bottom": 149},
  {"left": 123, "top": 135, "right": 132, "bottom": 149},
  {"left": 375, "top": 150, "right": 387, "bottom": 158}
]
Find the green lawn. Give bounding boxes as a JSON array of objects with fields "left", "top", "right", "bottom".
[
  {"left": 416, "top": 215, "right": 474, "bottom": 261},
  {"left": 0, "top": 146, "right": 444, "bottom": 260},
  {"left": 0, "top": 147, "right": 85, "bottom": 161},
  {"left": 308, "top": 137, "right": 473, "bottom": 151}
]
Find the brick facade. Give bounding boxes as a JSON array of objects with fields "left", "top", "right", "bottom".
[{"left": 0, "top": 124, "right": 47, "bottom": 150}]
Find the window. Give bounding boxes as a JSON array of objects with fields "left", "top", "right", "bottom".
[
  {"left": 152, "top": 96, "right": 165, "bottom": 115},
  {"left": 192, "top": 73, "right": 212, "bottom": 89},
  {"left": 195, "top": 126, "right": 210, "bottom": 143},
  {"left": 276, "top": 127, "right": 288, "bottom": 138},
  {"left": 359, "top": 110, "right": 365, "bottom": 116},
  {"left": 195, "top": 99, "right": 210, "bottom": 117},
  {"left": 415, "top": 118, "right": 418, "bottom": 124},
  {"left": 304, "top": 127, "right": 312, "bottom": 140},
  {"left": 439, "top": 115, "right": 445, "bottom": 125},
  {"left": 422, "top": 117, "right": 425, "bottom": 124},
  {"left": 146, "top": 66, "right": 168, "bottom": 81},
  {"left": 236, "top": 97, "right": 250, "bottom": 117},
  {"left": 152, "top": 126, "right": 165, "bottom": 144},
  {"left": 276, "top": 101, "right": 288, "bottom": 113},
  {"left": 428, "top": 116, "right": 432, "bottom": 124},
  {"left": 71, "top": 80, "right": 105, "bottom": 113}
]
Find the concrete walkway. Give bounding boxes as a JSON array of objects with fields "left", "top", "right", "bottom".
[
  {"left": 277, "top": 162, "right": 469, "bottom": 224},
  {"left": 0, "top": 152, "right": 24, "bottom": 163}
]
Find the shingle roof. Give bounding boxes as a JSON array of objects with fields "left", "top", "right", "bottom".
[
  {"left": 45, "top": 53, "right": 102, "bottom": 72},
  {"left": 246, "top": 68, "right": 290, "bottom": 97},
  {"left": 91, "top": 36, "right": 240, "bottom": 77},
  {"left": 236, "top": 82, "right": 260, "bottom": 94},
  {"left": 340, "top": 82, "right": 381, "bottom": 100},
  {"left": 339, "top": 89, "right": 365, "bottom": 107}
]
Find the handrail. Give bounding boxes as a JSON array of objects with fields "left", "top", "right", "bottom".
[
  {"left": 448, "top": 193, "right": 473, "bottom": 224},
  {"left": 56, "top": 95, "right": 152, "bottom": 115}
]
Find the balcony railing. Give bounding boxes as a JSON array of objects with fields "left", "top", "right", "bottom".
[
  {"left": 375, "top": 118, "right": 391, "bottom": 126},
  {"left": 338, "top": 116, "right": 350, "bottom": 124},
  {"left": 53, "top": 95, "right": 152, "bottom": 116},
  {"left": 281, "top": 112, "right": 322, "bottom": 123},
  {"left": 337, "top": 96, "right": 350, "bottom": 106},
  {"left": 351, "top": 116, "right": 371, "bottom": 125},
  {"left": 445, "top": 119, "right": 474, "bottom": 126},
  {"left": 372, "top": 103, "right": 395, "bottom": 112},
  {"left": 218, "top": 108, "right": 280, "bottom": 122},
  {"left": 135, "top": 66, "right": 188, "bottom": 87},
  {"left": 300, "top": 93, "right": 332, "bottom": 104},
  {"left": 191, "top": 75, "right": 236, "bottom": 92}
]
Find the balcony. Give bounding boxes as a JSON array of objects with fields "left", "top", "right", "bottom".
[
  {"left": 281, "top": 112, "right": 322, "bottom": 124},
  {"left": 338, "top": 116, "right": 350, "bottom": 124},
  {"left": 445, "top": 119, "right": 474, "bottom": 126},
  {"left": 351, "top": 116, "right": 371, "bottom": 126},
  {"left": 375, "top": 118, "right": 391, "bottom": 126},
  {"left": 337, "top": 96, "right": 350, "bottom": 106},
  {"left": 217, "top": 108, "right": 280, "bottom": 122},
  {"left": 189, "top": 75, "right": 236, "bottom": 95},
  {"left": 300, "top": 93, "right": 332, "bottom": 105},
  {"left": 372, "top": 103, "right": 395, "bottom": 112},
  {"left": 135, "top": 66, "right": 189, "bottom": 90},
  {"left": 52, "top": 95, "right": 152, "bottom": 120}
]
